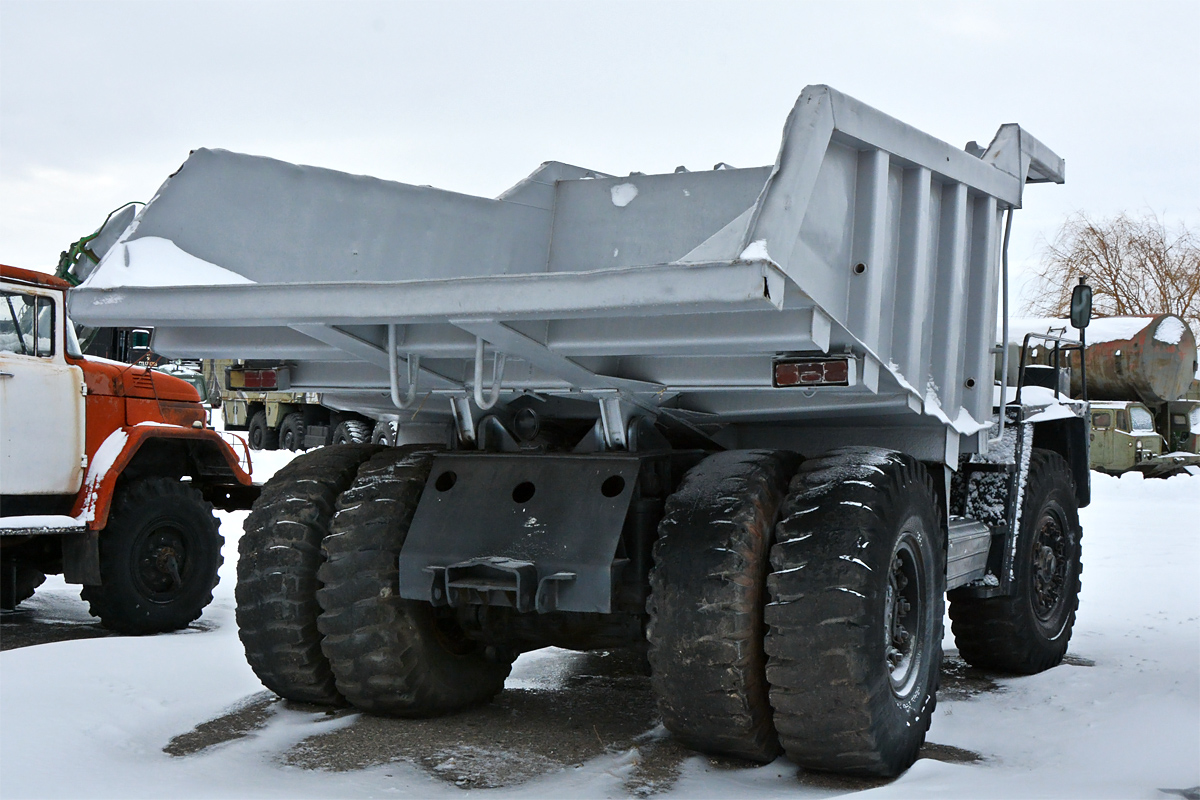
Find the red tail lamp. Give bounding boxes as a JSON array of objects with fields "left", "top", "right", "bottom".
[{"left": 773, "top": 358, "right": 852, "bottom": 388}]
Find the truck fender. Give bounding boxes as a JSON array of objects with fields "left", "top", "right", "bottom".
[
  {"left": 1031, "top": 416, "right": 1091, "bottom": 508},
  {"left": 71, "top": 425, "right": 253, "bottom": 530}
]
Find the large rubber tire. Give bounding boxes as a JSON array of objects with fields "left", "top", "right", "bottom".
[
  {"left": 1, "top": 564, "right": 46, "bottom": 610},
  {"left": 316, "top": 446, "right": 513, "bottom": 716},
  {"left": 248, "top": 410, "right": 279, "bottom": 451},
  {"left": 82, "top": 478, "right": 224, "bottom": 634},
  {"left": 647, "top": 449, "right": 799, "bottom": 762},
  {"left": 235, "top": 444, "right": 380, "bottom": 704},
  {"left": 278, "top": 412, "right": 306, "bottom": 451},
  {"left": 371, "top": 419, "right": 397, "bottom": 446},
  {"left": 949, "top": 449, "right": 1082, "bottom": 674},
  {"left": 331, "top": 420, "right": 371, "bottom": 445},
  {"left": 765, "top": 447, "right": 945, "bottom": 777}
]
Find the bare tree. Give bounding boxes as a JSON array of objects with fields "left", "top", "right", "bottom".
[{"left": 1024, "top": 212, "right": 1200, "bottom": 332}]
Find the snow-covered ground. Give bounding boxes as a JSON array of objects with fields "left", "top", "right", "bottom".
[{"left": 1, "top": 452, "right": 1197, "bottom": 799}]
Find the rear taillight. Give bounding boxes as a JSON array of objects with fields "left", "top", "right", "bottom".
[
  {"left": 773, "top": 358, "right": 852, "bottom": 388},
  {"left": 242, "top": 369, "right": 276, "bottom": 389},
  {"left": 229, "top": 368, "right": 287, "bottom": 390}
]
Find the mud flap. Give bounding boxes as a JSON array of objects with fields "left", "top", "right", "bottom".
[
  {"left": 399, "top": 453, "right": 642, "bottom": 614},
  {"left": 62, "top": 530, "right": 102, "bottom": 585}
]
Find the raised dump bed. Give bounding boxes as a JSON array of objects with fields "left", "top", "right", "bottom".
[
  {"left": 71, "top": 85, "right": 1063, "bottom": 464},
  {"left": 67, "top": 86, "right": 1086, "bottom": 780}
]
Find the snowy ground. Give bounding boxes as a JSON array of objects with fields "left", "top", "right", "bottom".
[{"left": 1, "top": 451, "right": 1197, "bottom": 800}]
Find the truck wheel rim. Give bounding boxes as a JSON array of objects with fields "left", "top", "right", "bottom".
[
  {"left": 134, "top": 525, "right": 190, "bottom": 602},
  {"left": 1032, "top": 508, "right": 1069, "bottom": 621},
  {"left": 885, "top": 526, "right": 927, "bottom": 699}
]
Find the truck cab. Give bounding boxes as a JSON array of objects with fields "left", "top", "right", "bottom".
[
  {"left": 1089, "top": 399, "right": 1200, "bottom": 477},
  {"left": 1161, "top": 399, "right": 1200, "bottom": 456},
  {"left": 2, "top": 265, "right": 259, "bottom": 630},
  {"left": 1, "top": 272, "right": 87, "bottom": 496},
  {"left": 1088, "top": 401, "right": 1160, "bottom": 473}
]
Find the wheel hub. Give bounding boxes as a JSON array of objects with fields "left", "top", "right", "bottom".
[
  {"left": 1032, "top": 513, "right": 1069, "bottom": 619},
  {"left": 885, "top": 538, "right": 925, "bottom": 698},
  {"left": 136, "top": 527, "right": 189, "bottom": 600}
]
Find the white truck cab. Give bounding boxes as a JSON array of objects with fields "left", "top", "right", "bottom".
[{"left": 0, "top": 278, "right": 87, "bottom": 495}]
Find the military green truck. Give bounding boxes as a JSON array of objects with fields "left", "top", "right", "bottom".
[
  {"left": 1011, "top": 314, "right": 1200, "bottom": 478},
  {"left": 1164, "top": 387, "right": 1200, "bottom": 454},
  {"left": 202, "top": 359, "right": 389, "bottom": 451},
  {"left": 1086, "top": 400, "right": 1199, "bottom": 478}
]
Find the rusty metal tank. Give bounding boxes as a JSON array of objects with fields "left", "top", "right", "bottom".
[
  {"left": 1078, "top": 315, "right": 1198, "bottom": 404},
  {"left": 1007, "top": 315, "right": 1198, "bottom": 405}
]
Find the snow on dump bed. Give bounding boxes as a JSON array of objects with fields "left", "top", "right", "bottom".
[
  {"left": 885, "top": 364, "right": 990, "bottom": 436},
  {"left": 81, "top": 236, "right": 255, "bottom": 289}
]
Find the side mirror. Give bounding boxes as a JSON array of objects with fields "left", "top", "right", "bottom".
[{"left": 1070, "top": 281, "right": 1092, "bottom": 330}]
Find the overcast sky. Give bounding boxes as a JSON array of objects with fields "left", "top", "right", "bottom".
[{"left": 2, "top": 0, "right": 1197, "bottom": 308}]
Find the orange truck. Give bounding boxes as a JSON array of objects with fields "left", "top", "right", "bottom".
[{"left": 0, "top": 265, "right": 258, "bottom": 632}]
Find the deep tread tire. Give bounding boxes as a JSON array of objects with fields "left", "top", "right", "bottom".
[
  {"left": 248, "top": 410, "right": 279, "bottom": 451},
  {"left": 278, "top": 412, "right": 306, "bottom": 451},
  {"left": 316, "top": 446, "right": 513, "bottom": 716},
  {"left": 949, "top": 449, "right": 1082, "bottom": 674},
  {"left": 647, "top": 449, "right": 799, "bottom": 762},
  {"left": 331, "top": 420, "right": 371, "bottom": 445},
  {"left": 371, "top": 420, "right": 397, "bottom": 446},
  {"left": 82, "top": 478, "right": 224, "bottom": 634},
  {"left": 1, "top": 564, "right": 46, "bottom": 610},
  {"left": 765, "top": 447, "right": 945, "bottom": 777},
  {"left": 235, "top": 444, "right": 380, "bottom": 704}
]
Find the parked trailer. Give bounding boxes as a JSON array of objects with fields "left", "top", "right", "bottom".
[{"left": 69, "top": 86, "right": 1083, "bottom": 777}]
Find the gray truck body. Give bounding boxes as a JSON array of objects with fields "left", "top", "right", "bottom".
[{"left": 65, "top": 85, "right": 1086, "bottom": 778}]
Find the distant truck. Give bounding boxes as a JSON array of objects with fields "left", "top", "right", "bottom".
[
  {"left": 1164, "top": 385, "right": 1200, "bottom": 454},
  {"left": 202, "top": 359, "right": 385, "bottom": 450},
  {"left": 1086, "top": 400, "right": 1199, "bottom": 478},
  {"left": 0, "top": 265, "right": 258, "bottom": 629},
  {"left": 1011, "top": 314, "right": 1200, "bottom": 477}
]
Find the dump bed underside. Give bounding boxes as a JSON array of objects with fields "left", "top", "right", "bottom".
[{"left": 69, "top": 85, "right": 1063, "bottom": 464}]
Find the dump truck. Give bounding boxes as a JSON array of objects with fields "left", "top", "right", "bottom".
[
  {"left": 68, "top": 85, "right": 1083, "bottom": 777},
  {"left": 0, "top": 265, "right": 258, "bottom": 631},
  {"left": 1010, "top": 315, "right": 1200, "bottom": 476}
]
